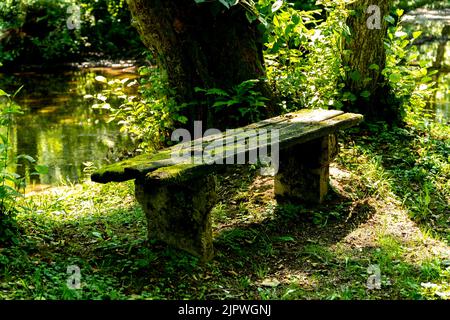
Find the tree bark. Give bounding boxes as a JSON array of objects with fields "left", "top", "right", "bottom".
[
  {"left": 126, "top": 0, "right": 272, "bottom": 129},
  {"left": 343, "top": 0, "right": 401, "bottom": 123}
]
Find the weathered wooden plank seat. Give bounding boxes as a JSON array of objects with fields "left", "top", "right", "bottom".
[{"left": 91, "top": 109, "right": 363, "bottom": 260}]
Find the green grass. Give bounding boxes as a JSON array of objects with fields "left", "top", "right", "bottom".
[{"left": 0, "top": 119, "right": 449, "bottom": 300}]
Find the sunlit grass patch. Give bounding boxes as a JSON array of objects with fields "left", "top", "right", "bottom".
[{"left": 1, "top": 118, "right": 450, "bottom": 300}]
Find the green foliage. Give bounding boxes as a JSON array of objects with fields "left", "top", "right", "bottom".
[
  {"left": 195, "top": 79, "right": 269, "bottom": 123},
  {"left": 190, "top": 0, "right": 349, "bottom": 115},
  {"left": 421, "top": 260, "right": 450, "bottom": 300},
  {"left": 0, "top": 0, "right": 448, "bottom": 301},
  {"left": 0, "top": 86, "right": 51, "bottom": 245},
  {"left": 92, "top": 74, "right": 269, "bottom": 149},
  {"left": 383, "top": 9, "right": 437, "bottom": 122},
  {"left": 0, "top": 87, "right": 46, "bottom": 244},
  {"left": 338, "top": 121, "right": 450, "bottom": 229},
  {"left": 0, "top": 114, "right": 447, "bottom": 299},
  {"left": 89, "top": 65, "right": 188, "bottom": 152},
  {"left": 257, "top": 0, "right": 438, "bottom": 120},
  {"left": 194, "top": 0, "right": 240, "bottom": 9},
  {"left": 258, "top": 0, "right": 350, "bottom": 111},
  {"left": 0, "top": 88, "right": 23, "bottom": 244},
  {"left": 0, "top": 0, "right": 143, "bottom": 66}
]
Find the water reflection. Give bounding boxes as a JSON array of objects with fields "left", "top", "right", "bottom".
[
  {"left": 435, "top": 73, "right": 450, "bottom": 122},
  {"left": 403, "top": 9, "right": 450, "bottom": 123},
  {"left": 0, "top": 64, "right": 137, "bottom": 191}
]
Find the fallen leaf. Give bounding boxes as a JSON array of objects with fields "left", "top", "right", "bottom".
[{"left": 261, "top": 278, "right": 280, "bottom": 287}]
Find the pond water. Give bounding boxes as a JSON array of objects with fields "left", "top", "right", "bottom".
[
  {"left": 403, "top": 8, "right": 450, "bottom": 123},
  {"left": 0, "top": 62, "right": 138, "bottom": 191}
]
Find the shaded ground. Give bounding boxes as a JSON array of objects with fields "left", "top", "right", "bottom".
[{"left": 1, "top": 121, "right": 449, "bottom": 300}]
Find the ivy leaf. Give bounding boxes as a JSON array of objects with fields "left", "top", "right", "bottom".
[
  {"left": 384, "top": 15, "right": 395, "bottom": 25},
  {"left": 16, "top": 154, "right": 36, "bottom": 163},
  {"left": 35, "top": 165, "right": 49, "bottom": 175},
  {"left": 350, "top": 70, "right": 361, "bottom": 81},
  {"left": 412, "top": 31, "right": 422, "bottom": 39},
  {"left": 271, "top": 0, "right": 283, "bottom": 13},
  {"left": 360, "top": 91, "right": 370, "bottom": 98},
  {"left": 389, "top": 73, "right": 402, "bottom": 83}
]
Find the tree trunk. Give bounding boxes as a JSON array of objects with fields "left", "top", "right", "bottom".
[
  {"left": 343, "top": 0, "right": 401, "bottom": 123},
  {"left": 126, "top": 0, "right": 272, "bottom": 129}
]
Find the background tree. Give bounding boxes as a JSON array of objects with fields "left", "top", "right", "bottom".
[
  {"left": 126, "top": 0, "right": 274, "bottom": 129},
  {"left": 342, "top": 0, "right": 402, "bottom": 123}
]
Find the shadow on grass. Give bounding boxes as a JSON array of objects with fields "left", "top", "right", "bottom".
[
  {"left": 6, "top": 122, "right": 448, "bottom": 299},
  {"left": 213, "top": 185, "right": 376, "bottom": 265},
  {"left": 12, "top": 166, "right": 378, "bottom": 299},
  {"left": 340, "top": 121, "right": 450, "bottom": 239}
]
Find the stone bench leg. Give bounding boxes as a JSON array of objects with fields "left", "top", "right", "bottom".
[
  {"left": 274, "top": 134, "right": 339, "bottom": 204},
  {"left": 134, "top": 174, "right": 217, "bottom": 261}
]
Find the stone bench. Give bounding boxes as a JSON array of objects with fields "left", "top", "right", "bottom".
[{"left": 91, "top": 109, "right": 363, "bottom": 260}]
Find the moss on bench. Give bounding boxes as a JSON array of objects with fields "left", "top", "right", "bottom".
[
  {"left": 91, "top": 110, "right": 363, "bottom": 185},
  {"left": 91, "top": 149, "right": 175, "bottom": 183},
  {"left": 144, "top": 163, "right": 218, "bottom": 185},
  {"left": 91, "top": 154, "right": 152, "bottom": 183},
  {"left": 91, "top": 109, "right": 363, "bottom": 260}
]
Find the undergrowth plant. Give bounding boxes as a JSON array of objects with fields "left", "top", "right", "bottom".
[
  {"left": 89, "top": 65, "right": 189, "bottom": 152},
  {"left": 259, "top": 0, "right": 437, "bottom": 118},
  {"left": 258, "top": 0, "right": 351, "bottom": 111},
  {"left": 0, "top": 87, "right": 25, "bottom": 244},
  {"left": 383, "top": 8, "right": 437, "bottom": 124},
  {"left": 0, "top": 0, "right": 142, "bottom": 65},
  {"left": 194, "top": 79, "right": 269, "bottom": 124},
  {"left": 0, "top": 86, "right": 47, "bottom": 245}
]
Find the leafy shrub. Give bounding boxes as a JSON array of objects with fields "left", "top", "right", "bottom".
[
  {"left": 88, "top": 64, "right": 188, "bottom": 152},
  {"left": 258, "top": 0, "right": 436, "bottom": 119},
  {"left": 0, "top": 0, "right": 143, "bottom": 66},
  {"left": 383, "top": 9, "right": 437, "bottom": 125},
  {"left": 257, "top": 0, "right": 351, "bottom": 111},
  {"left": 0, "top": 88, "right": 23, "bottom": 245},
  {"left": 0, "top": 86, "right": 46, "bottom": 245},
  {"left": 194, "top": 79, "right": 269, "bottom": 124}
]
